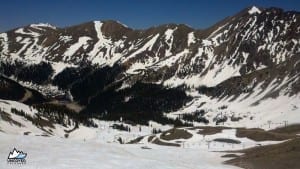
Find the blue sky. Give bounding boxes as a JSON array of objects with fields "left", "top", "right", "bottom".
[{"left": 1, "top": 0, "right": 300, "bottom": 32}]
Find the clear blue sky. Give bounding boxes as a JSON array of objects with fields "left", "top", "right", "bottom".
[{"left": 1, "top": 0, "right": 300, "bottom": 32}]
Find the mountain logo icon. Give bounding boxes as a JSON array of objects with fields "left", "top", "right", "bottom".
[{"left": 7, "top": 148, "right": 27, "bottom": 164}]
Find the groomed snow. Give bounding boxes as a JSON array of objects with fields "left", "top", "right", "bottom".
[{"left": 0, "top": 133, "right": 239, "bottom": 169}]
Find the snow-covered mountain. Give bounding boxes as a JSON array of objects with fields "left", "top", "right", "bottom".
[{"left": 0, "top": 6, "right": 299, "bottom": 128}]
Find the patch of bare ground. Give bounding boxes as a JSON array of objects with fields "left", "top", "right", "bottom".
[
  {"left": 189, "top": 126, "right": 231, "bottom": 135},
  {"left": 270, "top": 124, "right": 300, "bottom": 135},
  {"left": 221, "top": 154, "right": 240, "bottom": 158},
  {"left": 148, "top": 135, "right": 155, "bottom": 142},
  {"left": 213, "top": 138, "right": 241, "bottom": 144},
  {"left": 160, "top": 128, "right": 192, "bottom": 141},
  {"left": 127, "top": 136, "right": 144, "bottom": 144},
  {"left": 152, "top": 138, "right": 180, "bottom": 147},
  {"left": 236, "top": 128, "right": 297, "bottom": 141},
  {"left": 225, "top": 138, "right": 300, "bottom": 169}
]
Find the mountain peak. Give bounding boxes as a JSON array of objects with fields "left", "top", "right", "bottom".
[
  {"left": 29, "top": 23, "right": 57, "bottom": 29},
  {"left": 97, "top": 20, "right": 129, "bottom": 29},
  {"left": 248, "top": 6, "right": 262, "bottom": 15}
]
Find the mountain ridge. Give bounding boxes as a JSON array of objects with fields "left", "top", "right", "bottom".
[
  {"left": 4, "top": 5, "right": 299, "bottom": 33},
  {"left": 0, "top": 5, "right": 299, "bottom": 127}
]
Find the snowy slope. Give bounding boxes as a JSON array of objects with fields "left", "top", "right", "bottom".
[
  {"left": 0, "top": 6, "right": 298, "bottom": 88},
  {"left": 0, "top": 98, "right": 170, "bottom": 143},
  {"left": 0, "top": 99, "right": 65, "bottom": 136},
  {"left": 168, "top": 90, "right": 300, "bottom": 130}
]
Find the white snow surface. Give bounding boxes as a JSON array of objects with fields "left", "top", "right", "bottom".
[
  {"left": 0, "top": 99, "right": 240, "bottom": 169},
  {"left": 64, "top": 36, "right": 91, "bottom": 58},
  {"left": 51, "top": 62, "right": 77, "bottom": 77},
  {"left": 0, "top": 132, "right": 239, "bottom": 169},
  {"left": 0, "top": 100, "right": 44, "bottom": 135},
  {"left": 187, "top": 32, "right": 196, "bottom": 46}
]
